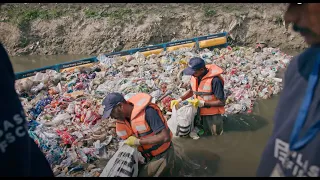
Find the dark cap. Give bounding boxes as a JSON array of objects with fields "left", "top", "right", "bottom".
[
  {"left": 102, "top": 92, "right": 125, "bottom": 119},
  {"left": 183, "top": 57, "right": 206, "bottom": 75}
]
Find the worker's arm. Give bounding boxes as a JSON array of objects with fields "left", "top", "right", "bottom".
[
  {"left": 180, "top": 86, "right": 193, "bottom": 101},
  {"left": 204, "top": 99, "right": 225, "bottom": 107},
  {"left": 139, "top": 106, "right": 170, "bottom": 145},
  {"left": 139, "top": 128, "right": 170, "bottom": 145},
  {"left": 204, "top": 77, "right": 225, "bottom": 107}
]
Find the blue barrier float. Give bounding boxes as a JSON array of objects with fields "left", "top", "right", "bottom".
[{"left": 15, "top": 32, "right": 228, "bottom": 80}]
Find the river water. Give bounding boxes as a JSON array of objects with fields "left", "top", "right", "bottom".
[
  {"left": 10, "top": 54, "right": 91, "bottom": 73},
  {"left": 9, "top": 49, "right": 301, "bottom": 177}
]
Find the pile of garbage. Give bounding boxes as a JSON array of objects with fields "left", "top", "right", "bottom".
[{"left": 15, "top": 45, "right": 292, "bottom": 176}]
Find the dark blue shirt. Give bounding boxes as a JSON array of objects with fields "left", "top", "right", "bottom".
[
  {"left": 0, "top": 43, "right": 54, "bottom": 177},
  {"left": 190, "top": 69, "right": 225, "bottom": 101},
  {"left": 210, "top": 76, "right": 225, "bottom": 101},
  {"left": 145, "top": 106, "right": 165, "bottom": 134},
  {"left": 257, "top": 46, "right": 320, "bottom": 177}
]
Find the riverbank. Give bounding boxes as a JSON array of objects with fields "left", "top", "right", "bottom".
[{"left": 1, "top": 3, "right": 306, "bottom": 56}]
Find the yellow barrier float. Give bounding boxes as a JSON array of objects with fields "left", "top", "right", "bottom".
[
  {"left": 15, "top": 32, "right": 228, "bottom": 80},
  {"left": 141, "top": 48, "right": 164, "bottom": 57},
  {"left": 167, "top": 42, "right": 196, "bottom": 51},
  {"left": 199, "top": 36, "right": 227, "bottom": 49}
]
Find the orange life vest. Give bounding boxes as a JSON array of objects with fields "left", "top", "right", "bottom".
[
  {"left": 190, "top": 64, "right": 225, "bottom": 116},
  {"left": 115, "top": 93, "right": 173, "bottom": 159}
]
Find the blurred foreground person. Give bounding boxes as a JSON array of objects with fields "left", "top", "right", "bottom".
[
  {"left": 0, "top": 39, "right": 54, "bottom": 176},
  {"left": 257, "top": 3, "right": 320, "bottom": 177}
]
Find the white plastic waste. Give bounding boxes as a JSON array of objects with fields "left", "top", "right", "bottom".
[
  {"left": 168, "top": 104, "right": 197, "bottom": 137},
  {"left": 32, "top": 72, "right": 50, "bottom": 83},
  {"left": 15, "top": 78, "right": 34, "bottom": 93},
  {"left": 124, "top": 93, "right": 136, "bottom": 100},
  {"left": 97, "top": 54, "right": 115, "bottom": 67},
  {"left": 100, "top": 142, "right": 140, "bottom": 177},
  {"left": 43, "top": 113, "right": 72, "bottom": 126}
]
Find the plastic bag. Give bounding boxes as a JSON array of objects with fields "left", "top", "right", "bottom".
[
  {"left": 99, "top": 143, "right": 140, "bottom": 177},
  {"left": 32, "top": 72, "right": 50, "bottom": 83},
  {"left": 44, "top": 113, "right": 71, "bottom": 126},
  {"left": 167, "top": 107, "right": 178, "bottom": 137},
  {"left": 97, "top": 54, "right": 115, "bottom": 67},
  {"left": 16, "top": 78, "right": 34, "bottom": 92},
  {"left": 31, "top": 83, "right": 46, "bottom": 94},
  {"left": 124, "top": 93, "right": 136, "bottom": 100},
  {"left": 167, "top": 104, "right": 197, "bottom": 137},
  {"left": 66, "top": 102, "right": 75, "bottom": 114}
]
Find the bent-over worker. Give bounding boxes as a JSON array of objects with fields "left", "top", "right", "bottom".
[
  {"left": 102, "top": 92, "right": 177, "bottom": 177},
  {"left": 171, "top": 57, "right": 225, "bottom": 136}
]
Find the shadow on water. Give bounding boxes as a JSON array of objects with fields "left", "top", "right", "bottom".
[
  {"left": 169, "top": 114, "right": 269, "bottom": 177},
  {"left": 164, "top": 139, "right": 221, "bottom": 177},
  {"left": 169, "top": 96, "right": 280, "bottom": 177},
  {"left": 223, "top": 114, "right": 269, "bottom": 132}
]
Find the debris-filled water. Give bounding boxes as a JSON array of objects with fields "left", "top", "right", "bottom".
[{"left": 12, "top": 46, "right": 293, "bottom": 177}]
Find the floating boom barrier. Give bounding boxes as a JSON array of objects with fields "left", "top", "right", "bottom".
[{"left": 15, "top": 32, "right": 228, "bottom": 80}]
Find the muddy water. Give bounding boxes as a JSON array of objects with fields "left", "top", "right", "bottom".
[
  {"left": 172, "top": 97, "right": 279, "bottom": 177},
  {"left": 9, "top": 49, "right": 301, "bottom": 177},
  {"left": 10, "top": 54, "right": 91, "bottom": 73}
]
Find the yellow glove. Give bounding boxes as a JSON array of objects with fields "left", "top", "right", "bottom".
[
  {"left": 170, "top": 98, "right": 182, "bottom": 109},
  {"left": 179, "top": 59, "right": 188, "bottom": 69},
  {"left": 187, "top": 99, "right": 205, "bottom": 108},
  {"left": 225, "top": 97, "right": 232, "bottom": 104},
  {"left": 124, "top": 136, "right": 141, "bottom": 147}
]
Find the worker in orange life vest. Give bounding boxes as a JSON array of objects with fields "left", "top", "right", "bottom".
[
  {"left": 171, "top": 57, "right": 226, "bottom": 136},
  {"left": 102, "top": 92, "right": 176, "bottom": 177}
]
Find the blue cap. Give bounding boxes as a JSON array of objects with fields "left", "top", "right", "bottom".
[
  {"left": 102, "top": 92, "right": 125, "bottom": 119},
  {"left": 183, "top": 57, "right": 206, "bottom": 75}
]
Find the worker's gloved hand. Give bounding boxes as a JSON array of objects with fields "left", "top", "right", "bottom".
[
  {"left": 170, "top": 98, "right": 182, "bottom": 109},
  {"left": 124, "top": 136, "right": 141, "bottom": 147},
  {"left": 187, "top": 99, "right": 205, "bottom": 108}
]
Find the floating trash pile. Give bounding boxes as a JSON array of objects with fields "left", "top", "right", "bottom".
[{"left": 15, "top": 46, "right": 292, "bottom": 177}]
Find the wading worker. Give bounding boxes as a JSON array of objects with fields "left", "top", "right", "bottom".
[
  {"left": 102, "top": 92, "right": 176, "bottom": 177},
  {"left": 171, "top": 57, "right": 225, "bottom": 136}
]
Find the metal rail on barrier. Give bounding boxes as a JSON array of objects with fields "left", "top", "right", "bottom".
[{"left": 15, "top": 32, "right": 228, "bottom": 80}]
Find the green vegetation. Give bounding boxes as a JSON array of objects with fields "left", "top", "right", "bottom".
[
  {"left": 84, "top": 9, "right": 100, "bottom": 18},
  {"left": 84, "top": 8, "right": 133, "bottom": 20},
  {"left": 275, "top": 15, "right": 283, "bottom": 26},
  {"left": 204, "top": 7, "right": 217, "bottom": 17},
  {"left": 2, "top": 8, "right": 65, "bottom": 48},
  {"left": 106, "top": 8, "right": 133, "bottom": 19},
  {"left": 18, "top": 36, "right": 30, "bottom": 48},
  {"left": 5, "top": 8, "right": 65, "bottom": 30},
  {"left": 10, "top": 9, "right": 63, "bottom": 22}
]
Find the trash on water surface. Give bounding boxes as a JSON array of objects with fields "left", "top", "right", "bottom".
[{"left": 16, "top": 45, "right": 292, "bottom": 176}]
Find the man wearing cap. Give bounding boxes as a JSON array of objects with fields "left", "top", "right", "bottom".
[
  {"left": 102, "top": 92, "right": 178, "bottom": 177},
  {"left": 171, "top": 57, "right": 225, "bottom": 136}
]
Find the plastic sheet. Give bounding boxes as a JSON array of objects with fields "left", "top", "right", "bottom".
[{"left": 99, "top": 143, "right": 140, "bottom": 177}]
